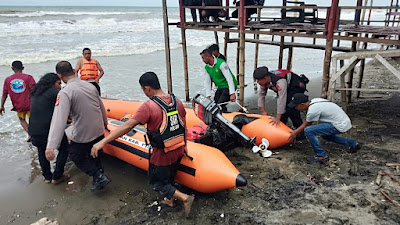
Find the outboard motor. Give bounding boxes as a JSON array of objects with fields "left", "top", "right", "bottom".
[{"left": 192, "top": 94, "right": 256, "bottom": 149}]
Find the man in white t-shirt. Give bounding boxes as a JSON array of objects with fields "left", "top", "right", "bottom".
[{"left": 287, "top": 93, "right": 361, "bottom": 163}]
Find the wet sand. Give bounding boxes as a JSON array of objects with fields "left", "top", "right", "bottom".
[{"left": 1, "top": 58, "right": 400, "bottom": 225}]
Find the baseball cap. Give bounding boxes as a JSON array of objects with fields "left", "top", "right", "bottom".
[{"left": 288, "top": 93, "right": 309, "bottom": 108}]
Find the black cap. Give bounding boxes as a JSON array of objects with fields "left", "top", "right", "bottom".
[
  {"left": 288, "top": 93, "right": 309, "bottom": 108},
  {"left": 253, "top": 66, "right": 273, "bottom": 80}
]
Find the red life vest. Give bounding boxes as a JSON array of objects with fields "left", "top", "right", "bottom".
[{"left": 80, "top": 58, "right": 99, "bottom": 80}]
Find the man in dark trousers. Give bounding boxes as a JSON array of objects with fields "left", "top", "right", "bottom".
[
  {"left": 91, "top": 72, "right": 195, "bottom": 218},
  {"left": 201, "top": 48, "right": 237, "bottom": 112},
  {"left": 288, "top": 93, "right": 362, "bottom": 163},
  {"left": 46, "top": 61, "right": 110, "bottom": 192},
  {"left": 253, "top": 66, "right": 308, "bottom": 129}
]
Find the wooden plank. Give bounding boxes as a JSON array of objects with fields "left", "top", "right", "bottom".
[
  {"left": 375, "top": 54, "right": 400, "bottom": 81},
  {"left": 331, "top": 56, "right": 360, "bottom": 82},
  {"left": 333, "top": 35, "right": 400, "bottom": 46},
  {"left": 340, "top": 60, "right": 346, "bottom": 102},
  {"left": 335, "top": 88, "right": 400, "bottom": 92},
  {"left": 328, "top": 58, "right": 338, "bottom": 101},
  {"left": 333, "top": 49, "right": 400, "bottom": 60},
  {"left": 227, "top": 38, "right": 351, "bottom": 51}
]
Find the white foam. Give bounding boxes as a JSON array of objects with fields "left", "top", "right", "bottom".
[{"left": 0, "top": 10, "right": 151, "bottom": 18}]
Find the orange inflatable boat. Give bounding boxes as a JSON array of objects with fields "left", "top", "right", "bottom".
[
  {"left": 102, "top": 97, "right": 293, "bottom": 149},
  {"left": 103, "top": 118, "right": 247, "bottom": 193}
]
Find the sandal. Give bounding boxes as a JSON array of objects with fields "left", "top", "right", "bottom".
[{"left": 52, "top": 174, "right": 70, "bottom": 185}]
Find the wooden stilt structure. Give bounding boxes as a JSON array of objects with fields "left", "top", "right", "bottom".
[{"left": 170, "top": 0, "right": 400, "bottom": 107}]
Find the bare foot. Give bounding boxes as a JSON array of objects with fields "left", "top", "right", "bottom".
[
  {"left": 26, "top": 135, "right": 31, "bottom": 142},
  {"left": 161, "top": 198, "right": 175, "bottom": 207},
  {"left": 44, "top": 179, "right": 52, "bottom": 184},
  {"left": 52, "top": 174, "right": 70, "bottom": 185},
  {"left": 183, "top": 195, "right": 195, "bottom": 218}
]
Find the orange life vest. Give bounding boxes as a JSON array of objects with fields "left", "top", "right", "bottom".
[{"left": 80, "top": 58, "right": 99, "bottom": 80}]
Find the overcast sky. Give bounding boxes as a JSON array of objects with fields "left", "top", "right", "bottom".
[{"left": 0, "top": 0, "right": 389, "bottom": 7}]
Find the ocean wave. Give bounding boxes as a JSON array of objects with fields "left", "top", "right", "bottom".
[
  {"left": 0, "top": 34, "right": 215, "bottom": 66},
  {"left": 0, "top": 10, "right": 151, "bottom": 17},
  {"left": 0, "top": 17, "right": 165, "bottom": 37}
]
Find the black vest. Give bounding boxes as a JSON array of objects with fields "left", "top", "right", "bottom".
[{"left": 147, "top": 94, "right": 185, "bottom": 151}]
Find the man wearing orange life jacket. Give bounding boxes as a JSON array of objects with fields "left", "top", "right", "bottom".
[{"left": 75, "top": 48, "right": 104, "bottom": 95}]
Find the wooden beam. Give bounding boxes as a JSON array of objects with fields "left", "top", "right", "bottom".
[
  {"left": 333, "top": 49, "right": 400, "bottom": 60},
  {"left": 328, "top": 57, "right": 338, "bottom": 101},
  {"left": 331, "top": 56, "right": 360, "bottom": 82},
  {"left": 335, "top": 88, "right": 400, "bottom": 92},
  {"left": 375, "top": 54, "right": 400, "bottom": 80},
  {"left": 227, "top": 38, "right": 352, "bottom": 51}
]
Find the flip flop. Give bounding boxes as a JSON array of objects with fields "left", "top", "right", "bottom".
[{"left": 52, "top": 174, "right": 71, "bottom": 185}]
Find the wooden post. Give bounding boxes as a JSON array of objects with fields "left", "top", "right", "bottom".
[
  {"left": 346, "top": 41, "right": 358, "bottom": 103},
  {"left": 278, "top": 36, "right": 285, "bottom": 69},
  {"left": 163, "top": 0, "right": 173, "bottom": 94},
  {"left": 321, "top": 0, "right": 340, "bottom": 98},
  {"left": 345, "top": 0, "right": 363, "bottom": 102},
  {"left": 340, "top": 60, "right": 346, "bottom": 102},
  {"left": 253, "top": 8, "right": 262, "bottom": 91},
  {"left": 224, "top": 32, "right": 229, "bottom": 60},
  {"left": 357, "top": 42, "right": 368, "bottom": 98},
  {"left": 328, "top": 57, "right": 338, "bottom": 101},
  {"left": 224, "top": 0, "right": 229, "bottom": 60},
  {"left": 214, "top": 31, "right": 219, "bottom": 45},
  {"left": 236, "top": 33, "right": 240, "bottom": 82},
  {"left": 287, "top": 47, "right": 293, "bottom": 70},
  {"left": 238, "top": 0, "right": 246, "bottom": 108},
  {"left": 178, "top": 0, "right": 190, "bottom": 100}
]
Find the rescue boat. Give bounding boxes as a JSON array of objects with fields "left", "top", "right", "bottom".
[
  {"left": 102, "top": 98, "right": 293, "bottom": 149},
  {"left": 103, "top": 118, "right": 247, "bottom": 193}
]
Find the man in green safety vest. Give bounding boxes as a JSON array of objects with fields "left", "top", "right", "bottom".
[{"left": 200, "top": 48, "right": 238, "bottom": 112}]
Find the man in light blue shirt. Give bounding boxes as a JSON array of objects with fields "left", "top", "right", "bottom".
[{"left": 288, "top": 93, "right": 361, "bottom": 163}]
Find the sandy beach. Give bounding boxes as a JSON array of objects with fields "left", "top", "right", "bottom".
[{"left": 0, "top": 56, "right": 399, "bottom": 225}]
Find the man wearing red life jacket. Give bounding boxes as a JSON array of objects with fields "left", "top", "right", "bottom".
[
  {"left": 75, "top": 48, "right": 104, "bottom": 95},
  {"left": 253, "top": 66, "right": 308, "bottom": 130},
  {"left": 90, "top": 72, "right": 195, "bottom": 218}
]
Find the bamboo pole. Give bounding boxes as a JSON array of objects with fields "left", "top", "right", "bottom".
[
  {"left": 287, "top": 47, "right": 293, "bottom": 70},
  {"left": 321, "top": 0, "right": 340, "bottom": 98},
  {"left": 346, "top": 40, "right": 358, "bottom": 103},
  {"left": 357, "top": 41, "right": 368, "bottom": 98},
  {"left": 278, "top": 35, "right": 285, "bottom": 69},
  {"left": 224, "top": 0, "right": 229, "bottom": 60},
  {"left": 163, "top": 0, "right": 173, "bottom": 94},
  {"left": 253, "top": 8, "right": 262, "bottom": 91},
  {"left": 224, "top": 32, "right": 229, "bottom": 60},
  {"left": 178, "top": 0, "right": 190, "bottom": 100},
  {"left": 238, "top": 0, "right": 245, "bottom": 108},
  {"left": 214, "top": 31, "right": 219, "bottom": 45},
  {"left": 340, "top": 60, "right": 346, "bottom": 102},
  {"left": 346, "top": 0, "right": 362, "bottom": 103},
  {"left": 236, "top": 33, "right": 240, "bottom": 82}
]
